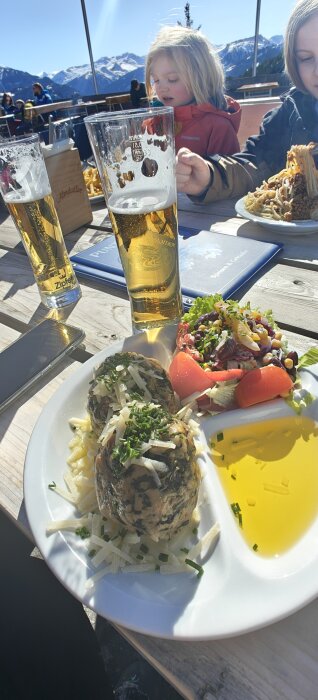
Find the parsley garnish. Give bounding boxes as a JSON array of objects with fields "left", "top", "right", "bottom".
[
  {"left": 252, "top": 543, "right": 258, "bottom": 551},
  {"left": 111, "top": 404, "right": 171, "bottom": 468},
  {"left": 75, "top": 526, "right": 90, "bottom": 539}
]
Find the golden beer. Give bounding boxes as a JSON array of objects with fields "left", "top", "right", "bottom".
[
  {"left": 109, "top": 201, "right": 182, "bottom": 331},
  {"left": 7, "top": 193, "right": 80, "bottom": 307}
]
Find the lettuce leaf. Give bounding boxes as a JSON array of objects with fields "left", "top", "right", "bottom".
[
  {"left": 182, "top": 294, "right": 223, "bottom": 331},
  {"left": 297, "top": 347, "right": 318, "bottom": 369}
]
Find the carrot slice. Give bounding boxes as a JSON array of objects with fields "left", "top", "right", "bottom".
[
  {"left": 235, "top": 365, "right": 293, "bottom": 408},
  {"left": 169, "top": 352, "right": 245, "bottom": 400}
]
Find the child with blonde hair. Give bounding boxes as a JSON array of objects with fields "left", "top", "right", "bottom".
[
  {"left": 176, "top": 0, "right": 318, "bottom": 200},
  {"left": 145, "top": 26, "right": 241, "bottom": 158}
]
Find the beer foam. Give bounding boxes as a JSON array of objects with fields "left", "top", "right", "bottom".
[
  {"left": 109, "top": 187, "right": 176, "bottom": 215},
  {"left": 1, "top": 144, "right": 51, "bottom": 204},
  {"left": 4, "top": 187, "right": 51, "bottom": 205}
]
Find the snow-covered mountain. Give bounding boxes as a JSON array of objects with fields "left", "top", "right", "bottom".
[
  {"left": 216, "top": 35, "right": 283, "bottom": 76},
  {"left": 52, "top": 53, "right": 145, "bottom": 94},
  {"left": 0, "top": 38, "right": 284, "bottom": 99}
]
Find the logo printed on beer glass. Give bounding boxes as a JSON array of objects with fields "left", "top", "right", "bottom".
[{"left": 130, "top": 137, "right": 144, "bottom": 162}]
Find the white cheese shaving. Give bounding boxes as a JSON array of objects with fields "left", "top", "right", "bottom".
[{"left": 127, "top": 364, "right": 152, "bottom": 400}]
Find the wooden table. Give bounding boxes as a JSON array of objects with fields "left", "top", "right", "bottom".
[
  {"left": 24, "top": 100, "right": 74, "bottom": 117},
  {"left": 1, "top": 194, "right": 318, "bottom": 700},
  {"left": 105, "top": 93, "right": 131, "bottom": 110}
]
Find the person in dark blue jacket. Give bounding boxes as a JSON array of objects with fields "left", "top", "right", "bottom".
[
  {"left": 32, "top": 82, "right": 53, "bottom": 106},
  {"left": 175, "top": 0, "right": 318, "bottom": 201}
]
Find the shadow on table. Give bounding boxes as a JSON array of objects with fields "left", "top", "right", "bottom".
[{"left": 234, "top": 219, "right": 318, "bottom": 264}]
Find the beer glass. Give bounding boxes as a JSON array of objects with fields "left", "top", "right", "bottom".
[
  {"left": 0, "top": 134, "right": 81, "bottom": 308},
  {"left": 85, "top": 107, "right": 182, "bottom": 332}
]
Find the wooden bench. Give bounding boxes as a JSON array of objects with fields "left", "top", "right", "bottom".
[{"left": 237, "top": 82, "right": 279, "bottom": 99}]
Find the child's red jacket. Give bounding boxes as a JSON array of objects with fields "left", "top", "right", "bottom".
[{"left": 174, "top": 96, "right": 241, "bottom": 156}]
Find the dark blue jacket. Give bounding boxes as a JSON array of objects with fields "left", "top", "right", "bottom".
[
  {"left": 202, "top": 88, "right": 318, "bottom": 202},
  {"left": 242, "top": 87, "right": 318, "bottom": 173},
  {"left": 34, "top": 89, "right": 53, "bottom": 106}
]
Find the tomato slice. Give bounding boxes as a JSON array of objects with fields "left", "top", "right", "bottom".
[
  {"left": 169, "top": 351, "right": 245, "bottom": 400},
  {"left": 235, "top": 365, "right": 293, "bottom": 408}
]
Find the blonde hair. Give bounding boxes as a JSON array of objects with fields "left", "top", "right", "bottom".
[
  {"left": 284, "top": 0, "right": 318, "bottom": 92},
  {"left": 145, "top": 26, "right": 226, "bottom": 109}
]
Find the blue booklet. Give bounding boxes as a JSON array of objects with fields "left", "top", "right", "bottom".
[{"left": 71, "top": 226, "right": 282, "bottom": 308}]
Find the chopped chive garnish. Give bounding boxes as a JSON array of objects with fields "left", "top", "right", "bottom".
[
  {"left": 185, "top": 558, "right": 204, "bottom": 578},
  {"left": 220, "top": 455, "right": 225, "bottom": 462},
  {"left": 155, "top": 564, "right": 160, "bottom": 571},
  {"left": 140, "top": 544, "right": 149, "bottom": 554},
  {"left": 103, "top": 534, "right": 110, "bottom": 542},
  {"left": 180, "top": 547, "right": 189, "bottom": 554},
  {"left": 48, "top": 481, "right": 56, "bottom": 490},
  {"left": 89, "top": 549, "right": 96, "bottom": 557},
  {"left": 100, "top": 525, "right": 104, "bottom": 536},
  {"left": 75, "top": 526, "right": 90, "bottom": 539},
  {"left": 217, "top": 432, "right": 224, "bottom": 442},
  {"left": 253, "top": 543, "right": 258, "bottom": 551},
  {"left": 230, "top": 502, "right": 243, "bottom": 527},
  {"left": 136, "top": 554, "right": 144, "bottom": 561},
  {"left": 210, "top": 441, "right": 215, "bottom": 448},
  {"left": 231, "top": 474, "right": 237, "bottom": 480},
  {"left": 192, "top": 526, "right": 198, "bottom": 535},
  {"left": 158, "top": 553, "right": 169, "bottom": 562}
]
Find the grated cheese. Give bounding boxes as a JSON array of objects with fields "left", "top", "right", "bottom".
[{"left": 127, "top": 364, "right": 152, "bottom": 400}]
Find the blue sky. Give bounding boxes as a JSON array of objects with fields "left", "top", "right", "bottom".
[{"left": 2, "top": 0, "right": 296, "bottom": 75}]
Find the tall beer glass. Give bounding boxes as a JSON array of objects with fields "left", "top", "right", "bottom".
[
  {"left": 85, "top": 107, "right": 182, "bottom": 332},
  {"left": 0, "top": 134, "right": 81, "bottom": 308}
]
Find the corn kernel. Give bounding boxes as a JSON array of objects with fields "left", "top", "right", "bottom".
[
  {"left": 275, "top": 331, "right": 282, "bottom": 340},
  {"left": 213, "top": 319, "right": 222, "bottom": 328},
  {"left": 251, "top": 332, "right": 260, "bottom": 342},
  {"left": 271, "top": 339, "right": 281, "bottom": 349},
  {"left": 199, "top": 324, "right": 206, "bottom": 331},
  {"left": 284, "top": 357, "right": 294, "bottom": 369},
  {"left": 263, "top": 353, "right": 273, "bottom": 364}
]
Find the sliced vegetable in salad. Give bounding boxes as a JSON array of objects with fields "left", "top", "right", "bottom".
[{"left": 170, "top": 295, "right": 318, "bottom": 412}]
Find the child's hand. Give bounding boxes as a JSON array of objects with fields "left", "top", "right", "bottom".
[{"left": 176, "top": 148, "right": 212, "bottom": 195}]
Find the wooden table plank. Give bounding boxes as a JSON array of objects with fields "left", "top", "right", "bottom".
[
  {"left": 1, "top": 248, "right": 317, "bottom": 339},
  {"left": 0, "top": 355, "right": 80, "bottom": 522},
  {"left": 119, "top": 598, "right": 318, "bottom": 700},
  {"left": 0, "top": 249, "right": 132, "bottom": 354}
]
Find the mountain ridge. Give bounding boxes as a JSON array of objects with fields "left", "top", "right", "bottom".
[{"left": 1, "top": 35, "right": 284, "bottom": 100}]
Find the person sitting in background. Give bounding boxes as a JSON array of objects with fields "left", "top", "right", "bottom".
[
  {"left": 32, "top": 82, "right": 53, "bottom": 106},
  {"left": 145, "top": 26, "right": 241, "bottom": 158},
  {"left": 14, "top": 99, "right": 25, "bottom": 121},
  {"left": 176, "top": 0, "right": 318, "bottom": 202},
  {"left": 130, "top": 79, "right": 147, "bottom": 107},
  {"left": 10, "top": 99, "right": 25, "bottom": 135},
  {"left": 0, "top": 93, "right": 15, "bottom": 115},
  {"left": 32, "top": 82, "right": 54, "bottom": 125}
]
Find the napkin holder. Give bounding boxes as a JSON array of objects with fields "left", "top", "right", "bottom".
[{"left": 42, "top": 141, "right": 93, "bottom": 235}]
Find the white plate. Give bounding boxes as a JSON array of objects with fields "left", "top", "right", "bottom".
[
  {"left": 24, "top": 327, "right": 318, "bottom": 640},
  {"left": 235, "top": 197, "right": 318, "bottom": 236}
]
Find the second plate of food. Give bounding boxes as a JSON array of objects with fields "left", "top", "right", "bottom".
[{"left": 235, "top": 197, "right": 318, "bottom": 235}]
